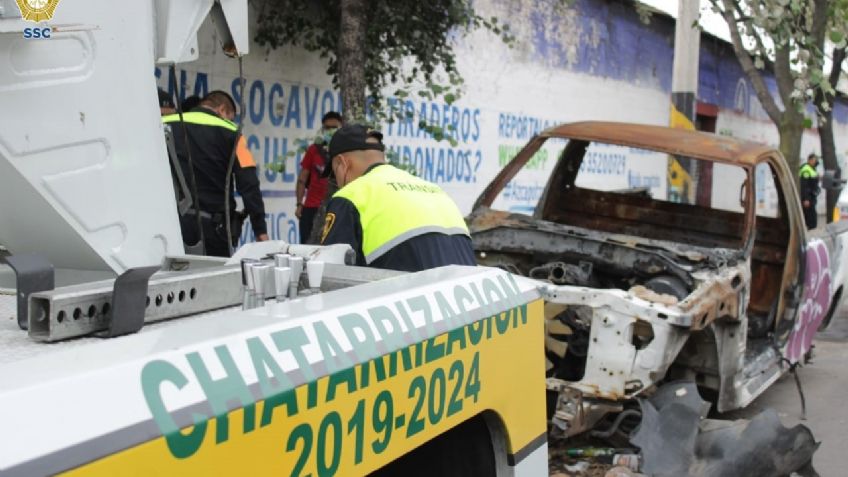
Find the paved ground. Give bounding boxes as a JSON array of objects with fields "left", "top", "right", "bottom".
[{"left": 723, "top": 311, "right": 848, "bottom": 477}]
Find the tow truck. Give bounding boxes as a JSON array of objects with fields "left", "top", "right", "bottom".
[{"left": 0, "top": 1, "right": 547, "bottom": 475}]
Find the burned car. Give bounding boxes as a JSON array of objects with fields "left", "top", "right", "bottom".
[{"left": 469, "top": 122, "right": 848, "bottom": 438}]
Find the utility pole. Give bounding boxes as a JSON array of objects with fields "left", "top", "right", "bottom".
[{"left": 669, "top": 0, "right": 702, "bottom": 204}]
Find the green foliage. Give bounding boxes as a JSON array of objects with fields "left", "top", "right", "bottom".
[
  {"left": 709, "top": 0, "right": 848, "bottom": 116},
  {"left": 255, "top": 0, "right": 513, "bottom": 112},
  {"left": 255, "top": 0, "right": 519, "bottom": 177}
]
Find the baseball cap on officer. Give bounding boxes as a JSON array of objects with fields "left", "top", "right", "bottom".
[{"left": 322, "top": 124, "right": 385, "bottom": 178}]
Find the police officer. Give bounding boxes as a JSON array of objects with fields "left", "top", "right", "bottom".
[
  {"left": 319, "top": 124, "right": 476, "bottom": 272},
  {"left": 163, "top": 91, "right": 268, "bottom": 256},
  {"left": 800, "top": 153, "right": 820, "bottom": 230}
]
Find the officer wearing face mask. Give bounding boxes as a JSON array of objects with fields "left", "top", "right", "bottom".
[
  {"left": 318, "top": 124, "right": 476, "bottom": 272},
  {"left": 296, "top": 111, "right": 342, "bottom": 243}
]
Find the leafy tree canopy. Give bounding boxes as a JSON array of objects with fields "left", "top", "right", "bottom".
[
  {"left": 255, "top": 0, "right": 515, "bottom": 121},
  {"left": 708, "top": 0, "right": 848, "bottom": 115}
]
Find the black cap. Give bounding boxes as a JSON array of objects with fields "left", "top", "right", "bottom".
[
  {"left": 322, "top": 124, "right": 385, "bottom": 177},
  {"left": 158, "top": 88, "right": 175, "bottom": 109}
]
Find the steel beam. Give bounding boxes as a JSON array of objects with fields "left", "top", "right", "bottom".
[
  {"left": 28, "top": 267, "right": 243, "bottom": 342},
  {"left": 26, "top": 263, "right": 399, "bottom": 342}
]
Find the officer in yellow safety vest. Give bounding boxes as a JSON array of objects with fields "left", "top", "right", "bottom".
[
  {"left": 319, "top": 124, "right": 476, "bottom": 272},
  {"left": 799, "top": 153, "right": 820, "bottom": 230},
  {"left": 162, "top": 91, "right": 268, "bottom": 256}
]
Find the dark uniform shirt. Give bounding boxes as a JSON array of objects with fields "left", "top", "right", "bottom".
[
  {"left": 164, "top": 107, "right": 267, "bottom": 238},
  {"left": 799, "top": 162, "right": 820, "bottom": 230},
  {"left": 320, "top": 164, "right": 476, "bottom": 272},
  {"left": 799, "top": 163, "right": 820, "bottom": 205}
]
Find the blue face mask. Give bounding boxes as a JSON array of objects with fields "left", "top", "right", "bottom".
[{"left": 315, "top": 127, "right": 338, "bottom": 146}]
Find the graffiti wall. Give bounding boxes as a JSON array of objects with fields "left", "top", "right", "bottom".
[{"left": 156, "top": 0, "right": 848, "bottom": 244}]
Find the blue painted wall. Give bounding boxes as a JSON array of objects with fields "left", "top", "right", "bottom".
[{"left": 500, "top": 0, "right": 847, "bottom": 125}]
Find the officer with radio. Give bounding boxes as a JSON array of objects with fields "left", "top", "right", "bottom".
[{"left": 163, "top": 91, "right": 268, "bottom": 256}]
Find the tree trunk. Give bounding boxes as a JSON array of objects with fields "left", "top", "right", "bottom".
[
  {"left": 820, "top": 112, "right": 840, "bottom": 223},
  {"left": 717, "top": 0, "right": 832, "bottom": 218},
  {"left": 818, "top": 47, "right": 845, "bottom": 223},
  {"left": 306, "top": 0, "right": 368, "bottom": 245},
  {"left": 778, "top": 114, "right": 804, "bottom": 176},
  {"left": 337, "top": 0, "right": 367, "bottom": 118}
]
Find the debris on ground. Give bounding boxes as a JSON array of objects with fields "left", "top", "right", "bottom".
[
  {"left": 549, "top": 444, "right": 642, "bottom": 476},
  {"left": 603, "top": 466, "right": 645, "bottom": 477},
  {"left": 632, "top": 381, "right": 819, "bottom": 477},
  {"left": 548, "top": 381, "right": 820, "bottom": 476}
]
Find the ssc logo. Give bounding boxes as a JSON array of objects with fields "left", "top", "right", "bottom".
[
  {"left": 15, "top": 0, "right": 61, "bottom": 22},
  {"left": 23, "top": 27, "right": 51, "bottom": 39},
  {"left": 16, "top": 0, "right": 61, "bottom": 39}
]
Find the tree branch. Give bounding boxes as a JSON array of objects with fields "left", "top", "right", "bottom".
[
  {"left": 830, "top": 47, "right": 847, "bottom": 89},
  {"left": 810, "top": 0, "right": 829, "bottom": 51},
  {"left": 719, "top": 0, "right": 783, "bottom": 122},
  {"left": 731, "top": 3, "right": 771, "bottom": 61},
  {"left": 809, "top": 0, "right": 836, "bottom": 113},
  {"left": 772, "top": 43, "right": 795, "bottom": 106}
]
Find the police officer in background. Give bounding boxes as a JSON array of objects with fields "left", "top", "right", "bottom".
[
  {"left": 800, "top": 153, "right": 820, "bottom": 230},
  {"left": 163, "top": 91, "right": 268, "bottom": 256},
  {"left": 296, "top": 111, "right": 342, "bottom": 243},
  {"left": 319, "top": 124, "right": 476, "bottom": 272}
]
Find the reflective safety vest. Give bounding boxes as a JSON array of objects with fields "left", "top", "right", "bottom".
[
  {"left": 800, "top": 163, "right": 818, "bottom": 179},
  {"left": 162, "top": 111, "right": 238, "bottom": 131},
  {"left": 334, "top": 164, "right": 470, "bottom": 264}
]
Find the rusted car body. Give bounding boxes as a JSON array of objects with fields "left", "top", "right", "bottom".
[{"left": 470, "top": 122, "right": 847, "bottom": 436}]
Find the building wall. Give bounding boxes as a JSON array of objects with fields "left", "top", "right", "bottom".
[{"left": 156, "top": 0, "right": 848, "bottom": 244}]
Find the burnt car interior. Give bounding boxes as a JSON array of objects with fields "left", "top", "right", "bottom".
[
  {"left": 540, "top": 140, "right": 747, "bottom": 250},
  {"left": 747, "top": 162, "right": 792, "bottom": 338},
  {"left": 472, "top": 136, "right": 796, "bottom": 390},
  {"left": 540, "top": 142, "right": 793, "bottom": 338}
]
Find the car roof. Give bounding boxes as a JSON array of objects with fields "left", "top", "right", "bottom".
[{"left": 542, "top": 121, "right": 776, "bottom": 167}]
